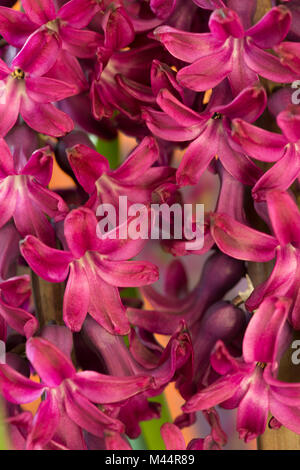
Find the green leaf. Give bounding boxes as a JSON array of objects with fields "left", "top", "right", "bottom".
[
  {"left": 96, "top": 137, "right": 119, "bottom": 170},
  {"left": 0, "top": 400, "right": 8, "bottom": 450},
  {"left": 120, "top": 287, "right": 139, "bottom": 299},
  {"left": 140, "top": 393, "right": 171, "bottom": 450},
  {"left": 129, "top": 433, "right": 147, "bottom": 450}
]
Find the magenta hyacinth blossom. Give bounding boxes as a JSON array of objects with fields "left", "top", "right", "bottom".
[
  {"left": 0, "top": 138, "right": 68, "bottom": 246},
  {"left": 182, "top": 309, "right": 300, "bottom": 443},
  {"left": 0, "top": 0, "right": 103, "bottom": 71},
  {"left": 20, "top": 207, "right": 159, "bottom": 333},
  {"left": 0, "top": 336, "right": 154, "bottom": 449},
  {"left": 232, "top": 105, "right": 300, "bottom": 200},
  {"left": 154, "top": 6, "right": 298, "bottom": 95},
  {"left": 143, "top": 83, "right": 265, "bottom": 186},
  {"left": 0, "top": 275, "right": 38, "bottom": 339},
  {"left": 67, "top": 136, "right": 176, "bottom": 208},
  {"left": 0, "top": 55, "right": 76, "bottom": 137}
]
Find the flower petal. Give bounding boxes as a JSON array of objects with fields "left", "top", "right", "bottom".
[
  {"left": 26, "top": 76, "right": 76, "bottom": 104},
  {"left": 267, "top": 189, "right": 300, "bottom": 247},
  {"left": 0, "top": 178, "right": 17, "bottom": 227},
  {"left": 63, "top": 260, "right": 89, "bottom": 332},
  {"left": 183, "top": 373, "right": 243, "bottom": 412},
  {"left": 0, "top": 78, "right": 21, "bottom": 137},
  {"left": 243, "top": 297, "right": 291, "bottom": 364},
  {"left": 210, "top": 213, "right": 278, "bottom": 261},
  {"left": 73, "top": 371, "right": 152, "bottom": 404},
  {"left": 277, "top": 106, "right": 300, "bottom": 143},
  {"left": 177, "top": 45, "right": 233, "bottom": 91},
  {"left": 64, "top": 384, "right": 124, "bottom": 435},
  {"left": 112, "top": 136, "right": 160, "bottom": 183},
  {"left": 161, "top": 423, "right": 186, "bottom": 450},
  {"left": 58, "top": 0, "right": 99, "bottom": 28},
  {"left": 26, "top": 391, "right": 60, "bottom": 450},
  {"left": 90, "top": 253, "right": 159, "bottom": 288},
  {"left": 252, "top": 145, "right": 300, "bottom": 201},
  {"left": 246, "top": 6, "right": 291, "bottom": 49},
  {"left": 13, "top": 29, "right": 61, "bottom": 76},
  {"left": 21, "top": 147, "right": 53, "bottom": 186},
  {"left": 246, "top": 245, "right": 298, "bottom": 311},
  {"left": 237, "top": 367, "right": 269, "bottom": 442},
  {"left": 0, "top": 7, "right": 36, "bottom": 48},
  {"left": 244, "top": 39, "right": 299, "bottom": 83},
  {"left": 84, "top": 261, "right": 130, "bottom": 335},
  {"left": 67, "top": 144, "right": 109, "bottom": 193},
  {"left": 0, "top": 297, "right": 38, "bottom": 338},
  {"left": 20, "top": 235, "right": 72, "bottom": 282},
  {"left": 231, "top": 118, "right": 287, "bottom": 162},
  {"left": 26, "top": 337, "right": 76, "bottom": 387},
  {"left": 154, "top": 26, "right": 222, "bottom": 63},
  {"left": 214, "top": 85, "right": 267, "bottom": 123},
  {"left": 157, "top": 88, "right": 205, "bottom": 127},
  {"left": 20, "top": 98, "right": 74, "bottom": 137},
  {"left": 269, "top": 395, "right": 300, "bottom": 434},
  {"left": 0, "top": 137, "right": 14, "bottom": 177},
  {"left": 22, "top": 0, "right": 56, "bottom": 25},
  {"left": 0, "top": 364, "right": 43, "bottom": 404},
  {"left": 60, "top": 26, "right": 102, "bottom": 58},
  {"left": 176, "top": 121, "right": 218, "bottom": 186},
  {"left": 64, "top": 207, "right": 99, "bottom": 258},
  {"left": 142, "top": 107, "right": 201, "bottom": 142}
]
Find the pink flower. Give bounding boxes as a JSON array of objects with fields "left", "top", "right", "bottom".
[
  {"left": 0, "top": 138, "right": 68, "bottom": 246},
  {"left": 20, "top": 207, "right": 159, "bottom": 333},
  {"left": 0, "top": 55, "right": 76, "bottom": 137},
  {"left": 0, "top": 275, "right": 38, "bottom": 338},
  {"left": 143, "top": 83, "right": 265, "bottom": 185},
  {"left": 155, "top": 6, "right": 296, "bottom": 95},
  {"left": 183, "top": 316, "right": 300, "bottom": 443},
  {"left": 67, "top": 136, "right": 176, "bottom": 209},
  {"left": 0, "top": 335, "right": 153, "bottom": 449},
  {"left": 232, "top": 105, "right": 300, "bottom": 200}
]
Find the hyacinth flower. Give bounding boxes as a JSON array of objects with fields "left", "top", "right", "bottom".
[
  {"left": 0, "top": 0, "right": 104, "bottom": 73},
  {"left": 20, "top": 206, "right": 159, "bottom": 333},
  {"left": 209, "top": 189, "right": 300, "bottom": 328},
  {"left": 0, "top": 275, "right": 38, "bottom": 339},
  {"left": 67, "top": 136, "right": 176, "bottom": 209},
  {"left": 91, "top": 42, "right": 164, "bottom": 120},
  {"left": 113, "top": 58, "right": 193, "bottom": 114},
  {"left": 182, "top": 295, "right": 300, "bottom": 442},
  {"left": 127, "top": 251, "right": 244, "bottom": 335},
  {"left": 81, "top": 316, "right": 193, "bottom": 439},
  {"left": 0, "top": 335, "right": 156, "bottom": 450},
  {"left": 128, "top": 256, "right": 245, "bottom": 396},
  {"left": 161, "top": 163, "right": 248, "bottom": 257},
  {"left": 232, "top": 105, "right": 300, "bottom": 200},
  {"left": 0, "top": 138, "right": 68, "bottom": 247},
  {"left": 246, "top": 191, "right": 300, "bottom": 330},
  {"left": 143, "top": 83, "right": 265, "bottom": 186},
  {"left": 0, "top": 53, "right": 76, "bottom": 137},
  {"left": 154, "top": 6, "right": 297, "bottom": 95}
]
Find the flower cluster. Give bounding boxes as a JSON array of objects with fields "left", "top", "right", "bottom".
[{"left": 0, "top": 0, "right": 300, "bottom": 451}]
